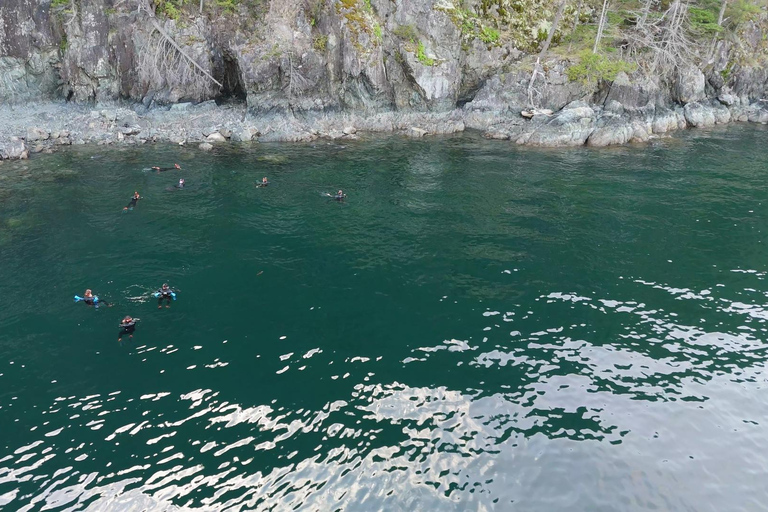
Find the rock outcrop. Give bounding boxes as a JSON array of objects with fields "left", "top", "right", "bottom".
[{"left": 0, "top": 0, "right": 767, "bottom": 157}]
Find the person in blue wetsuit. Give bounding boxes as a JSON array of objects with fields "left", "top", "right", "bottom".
[
  {"left": 74, "top": 289, "right": 111, "bottom": 307},
  {"left": 155, "top": 283, "right": 176, "bottom": 308},
  {"left": 81, "top": 289, "right": 97, "bottom": 305},
  {"left": 124, "top": 191, "right": 141, "bottom": 210},
  {"left": 118, "top": 315, "right": 138, "bottom": 342}
]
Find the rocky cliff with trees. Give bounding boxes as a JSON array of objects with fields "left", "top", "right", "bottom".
[{"left": 1, "top": 0, "right": 767, "bottom": 157}]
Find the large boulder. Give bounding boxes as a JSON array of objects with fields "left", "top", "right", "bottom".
[
  {"left": 0, "top": 137, "right": 28, "bottom": 159},
  {"left": 652, "top": 107, "right": 681, "bottom": 133},
  {"left": 713, "top": 103, "right": 731, "bottom": 124},
  {"left": 587, "top": 113, "right": 634, "bottom": 147},
  {"left": 747, "top": 100, "right": 768, "bottom": 123},
  {"left": 521, "top": 101, "right": 596, "bottom": 146},
  {"left": 206, "top": 132, "right": 227, "bottom": 142},
  {"left": 673, "top": 66, "right": 706, "bottom": 104},
  {"left": 717, "top": 93, "right": 738, "bottom": 106},
  {"left": 631, "top": 120, "right": 652, "bottom": 142},
  {"left": 684, "top": 102, "right": 716, "bottom": 127},
  {"left": 26, "top": 127, "right": 50, "bottom": 142},
  {"left": 232, "top": 127, "right": 260, "bottom": 142},
  {"left": 605, "top": 72, "right": 661, "bottom": 108}
]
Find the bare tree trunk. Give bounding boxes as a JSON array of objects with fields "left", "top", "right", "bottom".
[
  {"left": 709, "top": 0, "right": 728, "bottom": 60},
  {"left": 638, "top": 0, "right": 653, "bottom": 30},
  {"left": 716, "top": 0, "right": 727, "bottom": 25},
  {"left": 528, "top": 0, "right": 568, "bottom": 107},
  {"left": 567, "top": 0, "right": 583, "bottom": 52},
  {"left": 200, "top": 0, "right": 203, "bottom": 14},
  {"left": 593, "top": 0, "right": 610, "bottom": 52}
]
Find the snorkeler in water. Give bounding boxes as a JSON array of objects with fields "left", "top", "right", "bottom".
[
  {"left": 118, "top": 315, "right": 138, "bottom": 342},
  {"left": 152, "top": 163, "right": 181, "bottom": 172},
  {"left": 124, "top": 191, "right": 141, "bottom": 210},
  {"left": 81, "top": 289, "right": 97, "bottom": 305},
  {"left": 165, "top": 178, "right": 185, "bottom": 192},
  {"left": 74, "top": 289, "right": 111, "bottom": 307},
  {"left": 325, "top": 190, "right": 346, "bottom": 201},
  {"left": 154, "top": 283, "right": 176, "bottom": 308},
  {"left": 256, "top": 177, "right": 269, "bottom": 187}
]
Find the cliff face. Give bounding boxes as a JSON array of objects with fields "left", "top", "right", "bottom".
[{"left": 1, "top": 0, "right": 767, "bottom": 153}]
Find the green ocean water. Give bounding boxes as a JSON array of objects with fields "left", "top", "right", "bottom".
[{"left": 1, "top": 126, "right": 768, "bottom": 511}]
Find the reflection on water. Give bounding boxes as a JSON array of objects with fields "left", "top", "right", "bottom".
[{"left": 1, "top": 127, "right": 768, "bottom": 511}]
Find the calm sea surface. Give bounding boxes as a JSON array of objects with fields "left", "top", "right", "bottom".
[{"left": 1, "top": 126, "right": 768, "bottom": 511}]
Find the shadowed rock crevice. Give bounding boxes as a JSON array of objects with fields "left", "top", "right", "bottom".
[{"left": 214, "top": 50, "right": 247, "bottom": 103}]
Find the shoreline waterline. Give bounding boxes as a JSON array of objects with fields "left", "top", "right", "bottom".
[{"left": 1, "top": 98, "right": 767, "bottom": 162}]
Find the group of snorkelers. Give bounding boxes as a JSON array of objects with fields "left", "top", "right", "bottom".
[
  {"left": 91, "top": 162, "right": 346, "bottom": 342},
  {"left": 76, "top": 283, "right": 177, "bottom": 341},
  {"left": 124, "top": 163, "right": 183, "bottom": 211},
  {"left": 124, "top": 164, "right": 344, "bottom": 209}
]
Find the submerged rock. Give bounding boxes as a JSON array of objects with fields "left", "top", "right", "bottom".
[
  {"left": 407, "top": 127, "right": 428, "bottom": 138},
  {"left": 257, "top": 154, "right": 288, "bottom": 164}
]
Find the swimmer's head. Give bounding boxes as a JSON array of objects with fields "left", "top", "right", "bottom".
[
  {"left": 84, "top": 289, "right": 92, "bottom": 297},
  {"left": 123, "top": 315, "right": 132, "bottom": 322},
  {"left": 338, "top": 190, "right": 343, "bottom": 195},
  {"left": 133, "top": 191, "right": 139, "bottom": 197},
  {"left": 162, "top": 283, "right": 169, "bottom": 290},
  {"left": 263, "top": 177, "right": 268, "bottom": 182},
  {"left": 175, "top": 164, "right": 181, "bottom": 169},
  {"left": 179, "top": 178, "right": 185, "bottom": 184}
]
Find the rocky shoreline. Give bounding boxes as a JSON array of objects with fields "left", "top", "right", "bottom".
[
  {"left": 1, "top": 93, "right": 766, "bottom": 161},
  {"left": 3, "top": 0, "right": 766, "bottom": 160}
]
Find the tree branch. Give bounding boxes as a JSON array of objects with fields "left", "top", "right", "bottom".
[{"left": 137, "top": 0, "right": 222, "bottom": 88}]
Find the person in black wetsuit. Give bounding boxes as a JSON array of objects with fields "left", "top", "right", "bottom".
[
  {"left": 326, "top": 189, "right": 346, "bottom": 201},
  {"left": 256, "top": 177, "right": 269, "bottom": 187},
  {"left": 152, "top": 163, "right": 181, "bottom": 172},
  {"left": 124, "top": 191, "right": 141, "bottom": 210},
  {"left": 118, "top": 315, "right": 138, "bottom": 341},
  {"left": 156, "top": 283, "right": 175, "bottom": 308}
]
